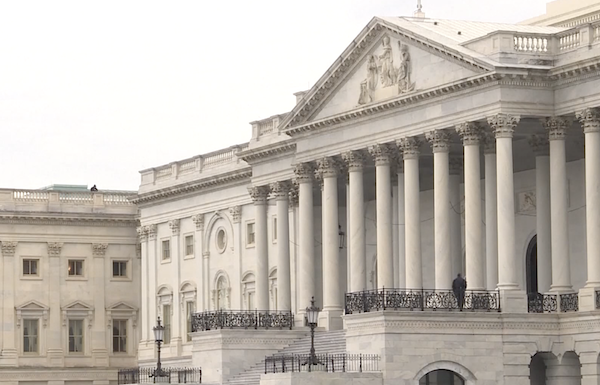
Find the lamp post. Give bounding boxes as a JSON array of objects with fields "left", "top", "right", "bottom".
[
  {"left": 152, "top": 317, "right": 165, "bottom": 378},
  {"left": 306, "top": 296, "right": 321, "bottom": 368}
]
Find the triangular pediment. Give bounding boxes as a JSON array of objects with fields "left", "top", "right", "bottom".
[
  {"left": 107, "top": 301, "right": 137, "bottom": 312},
  {"left": 62, "top": 300, "right": 93, "bottom": 311},
  {"left": 16, "top": 300, "right": 49, "bottom": 311},
  {"left": 281, "top": 17, "right": 493, "bottom": 131}
]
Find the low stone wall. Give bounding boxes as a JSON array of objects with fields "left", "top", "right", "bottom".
[{"left": 261, "top": 372, "right": 383, "bottom": 385}]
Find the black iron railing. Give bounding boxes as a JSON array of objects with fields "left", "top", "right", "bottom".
[
  {"left": 527, "top": 292, "right": 579, "bottom": 313},
  {"left": 191, "top": 310, "right": 293, "bottom": 332},
  {"left": 118, "top": 367, "right": 201, "bottom": 384},
  {"left": 344, "top": 288, "right": 501, "bottom": 314},
  {"left": 264, "top": 353, "right": 380, "bottom": 373},
  {"left": 596, "top": 290, "right": 600, "bottom": 309}
]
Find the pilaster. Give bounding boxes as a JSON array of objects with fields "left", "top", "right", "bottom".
[
  {"left": 169, "top": 218, "right": 183, "bottom": 354},
  {"left": 249, "top": 186, "right": 271, "bottom": 311},
  {"left": 270, "top": 181, "right": 292, "bottom": 312},
  {"left": 47, "top": 242, "right": 64, "bottom": 366},
  {"left": 0, "top": 241, "right": 18, "bottom": 366},
  {"left": 92, "top": 243, "right": 109, "bottom": 366},
  {"left": 483, "top": 131, "right": 498, "bottom": 290}
]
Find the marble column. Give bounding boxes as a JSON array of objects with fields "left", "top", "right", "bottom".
[
  {"left": 168, "top": 219, "right": 181, "bottom": 347},
  {"left": 398, "top": 137, "right": 422, "bottom": 289},
  {"left": 543, "top": 117, "right": 572, "bottom": 292},
  {"left": 483, "top": 133, "right": 498, "bottom": 290},
  {"left": 426, "top": 130, "right": 452, "bottom": 290},
  {"left": 92, "top": 243, "right": 108, "bottom": 365},
  {"left": 396, "top": 161, "right": 406, "bottom": 288},
  {"left": 317, "top": 158, "right": 342, "bottom": 308},
  {"left": 294, "top": 164, "right": 315, "bottom": 314},
  {"left": 528, "top": 135, "right": 551, "bottom": 293},
  {"left": 577, "top": 109, "right": 600, "bottom": 288},
  {"left": 146, "top": 225, "right": 158, "bottom": 331},
  {"left": 271, "top": 181, "right": 292, "bottom": 311},
  {"left": 456, "top": 122, "right": 484, "bottom": 290},
  {"left": 47, "top": 242, "right": 64, "bottom": 365},
  {"left": 342, "top": 150, "right": 367, "bottom": 292},
  {"left": 487, "top": 114, "right": 520, "bottom": 290},
  {"left": 369, "top": 144, "right": 394, "bottom": 289},
  {"left": 137, "top": 228, "right": 149, "bottom": 343},
  {"left": 249, "top": 185, "right": 271, "bottom": 310},
  {"left": 449, "top": 158, "right": 463, "bottom": 276}
]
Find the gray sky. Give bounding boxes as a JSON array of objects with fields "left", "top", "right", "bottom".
[{"left": 0, "top": 0, "right": 552, "bottom": 191}]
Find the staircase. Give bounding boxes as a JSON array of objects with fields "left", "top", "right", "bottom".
[{"left": 224, "top": 329, "right": 347, "bottom": 385}]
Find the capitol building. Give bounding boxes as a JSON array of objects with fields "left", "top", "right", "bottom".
[{"left": 2, "top": 0, "right": 600, "bottom": 384}]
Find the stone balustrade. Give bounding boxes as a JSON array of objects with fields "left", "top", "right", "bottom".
[
  {"left": 139, "top": 143, "right": 249, "bottom": 188},
  {"left": 0, "top": 188, "right": 137, "bottom": 213}
]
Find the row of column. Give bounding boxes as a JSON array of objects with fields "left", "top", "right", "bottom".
[{"left": 247, "top": 109, "right": 600, "bottom": 312}]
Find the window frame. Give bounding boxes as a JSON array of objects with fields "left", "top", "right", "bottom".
[
  {"left": 68, "top": 319, "right": 85, "bottom": 354},
  {"left": 162, "top": 304, "right": 171, "bottom": 345},
  {"left": 106, "top": 302, "right": 137, "bottom": 356},
  {"left": 112, "top": 319, "right": 128, "bottom": 354},
  {"left": 22, "top": 257, "right": 40, "bottom": 279},
  {"left": 272, "top": 216, "right": 278, "bottom": 243},
  {"left": 22, "top": 318, "right": 39, "bottom": 354},
  {"left": 161, "top": 239, "right": 171, "bottom": 261},
  {"left": 111, "top": 259, "right": 129, "bottom": 279},
  {"left": 245, "top": 221, "right": 256, "bottom": 248},
  {"left": 184, "top": 234, "right": 194, "bottom": 258},
  {"left": 67, "top": 259, "right": 86, "bottom": 280},
  {"left": 215, "top": 227, "right": 227, "bottom": 254}
]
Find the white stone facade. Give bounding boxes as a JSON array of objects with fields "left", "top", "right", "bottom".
[{"left": 0, "top": 188, "right": 140, "bottom": 385}]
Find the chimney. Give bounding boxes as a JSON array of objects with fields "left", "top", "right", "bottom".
[{"left": 414, "top": 0, "right": 425, "bottom": 18}]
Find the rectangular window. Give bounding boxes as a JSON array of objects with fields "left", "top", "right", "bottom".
[
  {"left": 162, "top": 240, "right": 170, "bottom": 260},
  {"left": 68, "top": 260, "right": 84, "bottom": 276},
  {"left": 186, "top": 302, "right": 195, "bottom": 342},
  {"left": 247, "top": 222, "right": 255, "bottom": 246},
  {"left": 163, "top": 304, "right": 171, "bottom": 344},
  {"left": 68, "top": 319, "right": 84, "bottom": 353},
  {"left": 23, "top": 319, "right": 38, "bottom": 353},
  {"left": 23, "top": 259, "right": 39, "bottom": 276},
  {"left": 185, "top": 235, "right": 194, "bottom": 256},
  {"left": 112, "top": 261, "right": 128, "bottom": 277},
  {"left": 112, "top": 319, "right": 127, "bottom": 353},
  {"left": 273, "top": 217, "right": 278, "bottom": 241}
]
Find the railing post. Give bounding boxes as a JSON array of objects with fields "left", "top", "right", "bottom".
[
  {"left": 343, "top": 354, "right": 346, "bottom": 372},
  {"left": 363, "top": 290, "right": 368, "bottom": 313},
  {"left": 382, "top": 287, "right": 386, "bottom": 311},
  {"left": 360, "top": 353, "right": 363, "bottom": 373},
  {"left": 497, "top": 288, "right": 501, "bottom": 312},
  {"left": 255, "top": 308, "right": 258, "bottom": 330},
  {"left": 421, "top": 288, "right": 425, "bottom": 311}
]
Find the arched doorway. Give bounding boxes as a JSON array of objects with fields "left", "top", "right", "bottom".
[
  {"left": 526, "top": 235, "right": 538, "bottom": 295},
  {"left": 419, "top": 369, "right": 465, "bottom": 385}
]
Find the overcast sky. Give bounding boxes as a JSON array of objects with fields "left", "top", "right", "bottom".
[{"left": 0, "top": 0, "right": 553, "bottom": 191}]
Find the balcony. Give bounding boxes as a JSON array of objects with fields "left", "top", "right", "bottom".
[
  {"left": 191, "top": 310, "right": 294, "bottom": 332},
  {"left": 264, "top": 353, "right": 380, "bottom": 374}
]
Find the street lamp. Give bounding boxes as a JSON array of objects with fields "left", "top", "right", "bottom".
[
  {"left": 306, "top": 296, "right": 321, "bottom": 368},
  {"left": 152, "top": 317, "right": 165, "bottom": 378}
]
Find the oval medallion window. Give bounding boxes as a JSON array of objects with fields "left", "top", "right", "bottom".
[{"left": 216, "top": 228, "right": 227, "bottom": 253}]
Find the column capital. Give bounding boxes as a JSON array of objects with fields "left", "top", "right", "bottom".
[
  {"left": 192, "top": 214, "right": 205, "bottom": 231},
  {"left": 248, "top": 185, "right": 271, "bottom": 205},
  {"left": 137, "top": 226, "right": 148, "bottom": 242},
  {"left": 576, "top": 108, "right": 600, "bottom": 133},
  {"left": 342, "top": 150, "right": 367, "bottom": 171},
  {"left": 229, "top": 206, "right": 241, "bottom": 223},
  {"left": 368, "top": 143, "right": 394, "bottom": 165},
  {"left": 270, "top": 181, "right": 292, "bottom": 201},
  {"left": 168, "top": 219, "right": 180, "bottom": 235},
  {"left": 1, "top": 241, "right": 17, "bottom": 257},
  {"left": 316, "top": 157, "right": 341, "bottom": 178},
  {"left": 482, "top": 131, "right": 496, "bottom": 154},
  {"left": 449, "top": 157, "right": 463, "bottom": 175},
  {"left": 146, "top": 224, "right": 157, "bottom": 239},
  {"left": 293, "top": 163, "right": 314, "bottom": 183},
  {"left": 92, "top": 243, "right": 108, "bottom": 257},
  {"left": 397, "top": 137, "right": 421, "bottom": 159},
  {"left": 47, "top": 242, "right": 63, "bottom": 257},
  {"left": 288, "top": 183, "right": 299, "bottom": 207},
  {"left": 425, "top": 129, "right": 451, "bottom": 153},
  {"left": 487, "top": 113, "right": 520, "bottom": 138},
  {"left": 455, "top": 122, "right": 483, "bottom": 145},
  {"left": 542, "top": 117, "right": 571, "bottom": 141},
  {"left": 528, "top": 134, "right": 550, "bottom": 156}
]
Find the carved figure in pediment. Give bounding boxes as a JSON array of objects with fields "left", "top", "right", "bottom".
[
  {"left": 378, "top": 36, "right": 396, "bottom": 87},
  {"left": 397, "top": 42, "right": 416, "bottom": 94},
  {"left": 367, "top": 55, "right": 378, "bottom": 91},
  {"left": 358, "top": 80, "right": 371, "bottom": 105}
]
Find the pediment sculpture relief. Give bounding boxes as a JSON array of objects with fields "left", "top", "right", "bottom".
[{"left": 359, "top": 36, "right": 416, "bottom": 105}]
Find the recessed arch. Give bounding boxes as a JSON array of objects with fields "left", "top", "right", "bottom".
[
  {"left": 212, "top": 270, "right": 231, "bottom": 310},
  {"left": 203, "top": 211, "right": 235, "bottom": 256},
  {"left": 526, "top": 234, "right": 538, "bottom": 295},
  {"left": 413, "top": 361, "right": 476, "bottom": 385}
]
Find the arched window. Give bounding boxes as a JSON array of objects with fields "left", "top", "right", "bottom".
[
  {"left": 241, "top": 272, "right": 256, "bottom": 310},
  {"left": 419, "top": 369, "right": 465, "bottom": 385}
]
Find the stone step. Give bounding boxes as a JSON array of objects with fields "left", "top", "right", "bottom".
[{"left": 223, "top": 330, "right": 347, "bottom": 385}]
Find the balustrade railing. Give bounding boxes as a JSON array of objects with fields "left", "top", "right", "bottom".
[
  {"left": 344, "top": 288, "right": 500, "bottom": 314},
  {"left": 514, "top": 35, "right": 549, "bottom": 53},
  {"left": 527, "top": 292, "right": 579, "bottom": 313},
  {"left": 191, "top": 310, "right": 293, "bottom": 331},
  {"left": 118, "top": 367, "right": 201, "bottom": 384},
  {"left": 596, "top": 290, "right": 600, "bottom": 310},
  {"left": 264, "top": 353, "right": 380, "bottom": 374}
]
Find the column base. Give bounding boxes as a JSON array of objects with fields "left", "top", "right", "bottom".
[
  {"left": 578, "top": 286, "right": 600, "bottom": 312},
  {"left": 549, "top": 285, "right": 574, "bottom": 293},
  {"left": 318, "top": 308, "right": 343, "bottom": 331},
  {"left": 499, "top": 289, "right": 527, "bottom": 313},
  {"left": 295, "top": 311, "right": 307, "bottom": 327},
  {"left": 0, "top": 349, "right": 18, "bottom": 366}
]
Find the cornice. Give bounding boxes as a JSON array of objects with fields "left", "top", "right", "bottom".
[
  {"left": 132, "top": 167, "right": 252, "bottom": 206},
  {"left": 238, "top": 140, "right": 296, "bottom": 164},
  {"left": 280, "top": 18, "right": 493, "bottom": 131},
  {"left": 0, "top": 212, "right": 137, "bottom": 227}
]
